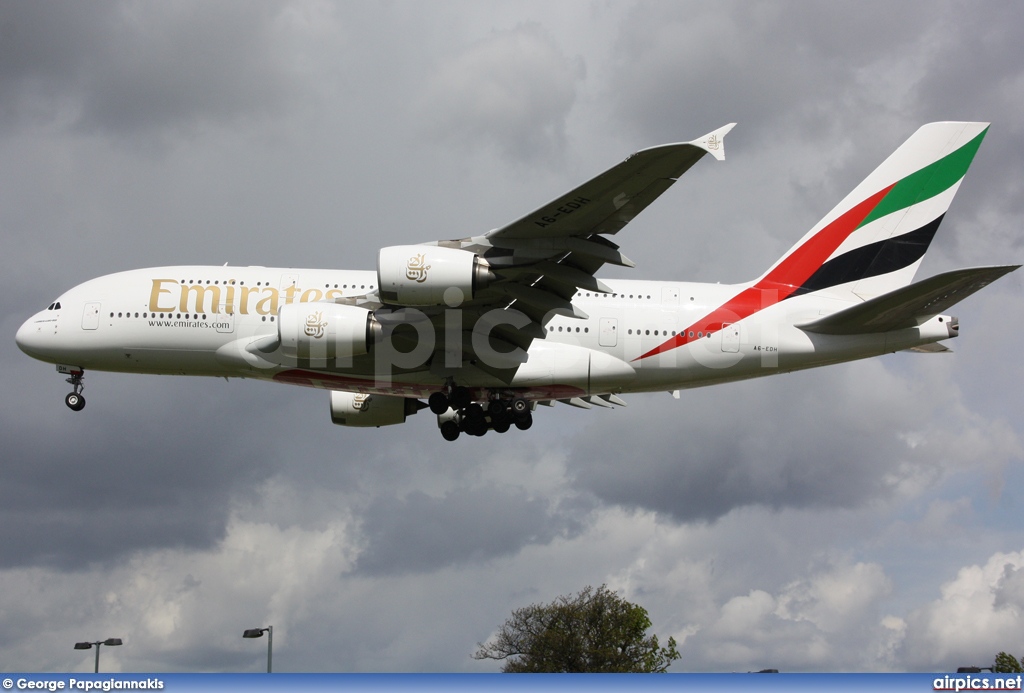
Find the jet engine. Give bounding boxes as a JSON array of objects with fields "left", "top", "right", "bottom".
[
  {"left": 377, "top": 245, "right": 495, "bottom": 306},
  {"left": 329, "top": 391, "right": 425, "bottom": 427},
  {"left": 277, "top": 303, "right": 382, "bottom": 360}
]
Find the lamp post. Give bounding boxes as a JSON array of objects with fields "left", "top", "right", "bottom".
[
  {"left": 73, "top": 638, "right": 122, "bottom": 673},
  {"left": 242, "top": 626, "right": 272, "bottom": 672}
]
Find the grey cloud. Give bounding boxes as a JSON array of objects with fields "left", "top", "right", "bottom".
[
  {"left": 356, "top": 484, "right": 582, "bottom": 575},
  {"left": 605, "top": 1, "right": 944, "bottom": 145},
  {"left": 417, "top": 23, "right": 584, "bottom": 163},
  {"left": 0, "top": 359, "right": 277, "bottom": 571},
  {"left": 566, "top": 361, "right": 1002, "bottom": 522},
  {"left": 0, "top": 1, "right": 297, "bottom": 138}
]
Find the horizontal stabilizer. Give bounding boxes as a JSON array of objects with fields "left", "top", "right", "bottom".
[{"left": 798, "top": 265, "right": 1019, "bottom": 335}]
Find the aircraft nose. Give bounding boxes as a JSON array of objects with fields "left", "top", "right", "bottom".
[{"left": 16, "top": 313, "right": 52, "bottom": 359}]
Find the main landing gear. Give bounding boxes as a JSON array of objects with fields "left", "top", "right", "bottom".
[
  {"left": 431, "top": 386, "right": 532, "bottom": 442},
  {"left": 64, "top": 368, "right": 86, "bottom": 411}
]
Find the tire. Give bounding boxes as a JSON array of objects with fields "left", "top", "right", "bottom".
[
  {"left": 65, "top": 392, "right": 85, "bottom": 411},
  {"left": 440, "top": 420, "right": 461, "bottom": 441},
  {"left": 465, "top": 403, "right": 485, "bottom": 423},
  {"left": 487, "top": 399, "right": 505, "bottom": 417},
  {"left": 428, "top": 391, "right": 449, "bottom": 415},
  {"left": 450, "top": 386, "right": 472, "bottom": 410},
  {"left": 492, "top": 420, "right": 511, "bottom": 433},
  {"left": 514, "top": 413, "right": 533, "bottom": 431}
]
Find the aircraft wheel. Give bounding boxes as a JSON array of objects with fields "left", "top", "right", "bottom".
[
  {"left": 487, "top": 399, "right": 506, "bottom": 417},
  {"left": 492, "top": 420, "right": 511, "bottom": 433},
  {"left": 514, "top": 413, "right": 533, "bottom": 431},
  {"left": 510, "top": 397, "right": 529, "bottom": 420},
  {"left": 440, "top": 421, "right": 461, "bottom": 441},
  {"left": 465, "top": 419, "right": 487, "bottom": 436},
  {"left": 65, "top": 392, "right": 86, "bottom": 411},
  {"left": 450, "top": 386, "right": 472, "bottom": 410},
  {"left": 464, "top": 403, "right": 485, "bottom": 423},
  {"left": 428, "top": 392, "right": 449, "bottom": 415}
]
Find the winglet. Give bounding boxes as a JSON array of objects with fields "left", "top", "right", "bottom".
[{"left": 689, "top": 123, "right": 736, "bottom": 161}]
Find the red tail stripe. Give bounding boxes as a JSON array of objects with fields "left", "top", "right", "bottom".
[{"left": 634, "top": 184, "right": 894, "bottom": 361}]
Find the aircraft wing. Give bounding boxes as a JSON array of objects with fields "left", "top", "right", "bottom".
[
  {"left": 485, "top": 123, "right": 736, "bottom": 241},
  {"left": 417, "top": 124, "right": 735, "bottom": 380},
  {"left": 797, "top": 265, "right": 1020, "bottom": 335}
]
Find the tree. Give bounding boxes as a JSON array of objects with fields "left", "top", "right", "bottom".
[
  {"left": 994, "top": 652, "right": 1023, "bottom": 673},
  {"left": 473, "top": 584, "right": 681, "bottom": 673}
]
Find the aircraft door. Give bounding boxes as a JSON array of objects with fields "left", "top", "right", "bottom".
[
  {"left": 82, "top": 302, "right": 100, "bottom": 330},
  {"left": 280, "top": 273, "right": 299, "bottom": 291},
  {"left": 215, "top": 312, "right": 234, "bottom": 334},
  {"left": 721, "top": 323, "right": 740, "bottom": 352},
  {"left": 599, "top": 318, "right": 618, "bottom": 347},
  {"left": 216, "top": 298, "right": 235, "bottom": 334}
]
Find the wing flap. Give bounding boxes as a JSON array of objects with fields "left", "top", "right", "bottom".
[
  {"left": 798, "top": 265, "right": 1019, "bottom": 335},
  {"left": 904, "top": 342, "right": 953, "bottom": 353},
  {"left": 501, "top": 283, "right": 589, "bottom": 320}
]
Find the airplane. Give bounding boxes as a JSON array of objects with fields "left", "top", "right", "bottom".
[{"left": 16, "top": 121, "right": 1019, "bottom": 441}]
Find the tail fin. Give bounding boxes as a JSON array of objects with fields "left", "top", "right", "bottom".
[{"left": 757, "top": 122, "right": 989, "bottom": 301}]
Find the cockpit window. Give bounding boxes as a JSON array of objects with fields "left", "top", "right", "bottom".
[{"left": 46, "top": 302, "right": 62, "bottom": 311}]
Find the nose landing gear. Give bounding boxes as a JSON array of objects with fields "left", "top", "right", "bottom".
[{"left": 63, "top": 368, "right": 85, "bottom": 411}]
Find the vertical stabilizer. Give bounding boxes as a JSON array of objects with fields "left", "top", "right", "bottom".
[{"left": 757, "top": 122, "right": 989, "bottom": 300}]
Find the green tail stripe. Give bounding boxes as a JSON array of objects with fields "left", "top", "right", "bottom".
[{"left": 859, "top": 127, "right": 988, "bottom": 229}]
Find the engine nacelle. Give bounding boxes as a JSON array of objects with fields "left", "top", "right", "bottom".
[
  {"left": 329, "top": 391, "right": 422, "bottom": 427},
  {"left": 377, "top": 245, "right": 495, "bottom": 306},
  {"left": 278, "top": 303, "right": 381, "bottom": 360}
]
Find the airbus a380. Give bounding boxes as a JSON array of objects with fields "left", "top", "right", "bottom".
[{"left": 16, "top": 122, "right": 1019, "bottom": 441}]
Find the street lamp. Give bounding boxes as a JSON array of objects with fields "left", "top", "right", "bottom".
[
  {"left": 74, "top": 638, "right": 123, "bottom": 673},
  {"left": 242, "top": 626, "right": 273, "bottom": 673}
]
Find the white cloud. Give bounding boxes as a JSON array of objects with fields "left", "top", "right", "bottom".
[
  {"left": 694, "top": 559, "right": 892, "bottom": 670},
  {"left": 902, "top": 551, "right": 1024, "bottom": 669}
]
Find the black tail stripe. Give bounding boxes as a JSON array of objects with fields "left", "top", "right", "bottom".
[{"left": 791, "top": 214, "right": 944, "bottom": 297}]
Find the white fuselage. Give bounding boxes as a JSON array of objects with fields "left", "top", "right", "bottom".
[{"left": 15, "top": 265, "right": 955, "bottom": 402}]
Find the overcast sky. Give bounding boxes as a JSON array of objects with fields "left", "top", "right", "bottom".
[{"left": 1, "top": 0, "right": 1023, "bottom": 673}]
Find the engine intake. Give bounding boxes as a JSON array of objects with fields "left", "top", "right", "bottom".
[
  {"left": 377, "top": 245, "right": 495, "bottom": 306},
  {"left": 278, "top": 303, "right": 381, "bottom": 360}
]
